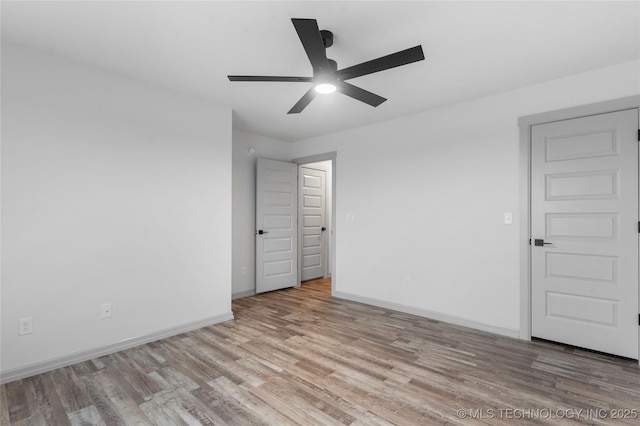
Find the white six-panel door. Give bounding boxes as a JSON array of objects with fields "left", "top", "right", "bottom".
[
  {"left": 531, "top": 109, "right": 639, "bottom": 359},
  {"left": 300, "top": 166, "right": 326, "bottom": 281},
  {"left": 255, "top": 159, "right": 298, "bottom": 293}
]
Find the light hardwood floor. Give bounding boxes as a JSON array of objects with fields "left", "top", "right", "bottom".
[{"left": 2, "top": 278, "right": 639, "bottom": 425}]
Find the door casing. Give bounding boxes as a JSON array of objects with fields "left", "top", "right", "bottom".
[{"left": 518, "top": 96, "right": 640, "bottom": 361}]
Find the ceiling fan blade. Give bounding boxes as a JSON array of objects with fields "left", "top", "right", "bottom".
[
  {"left": 336, "top": 45, "right": 425, "bottom": 81},
  {"left": 228, "top": 75, "right": 313, "bottom": 82},
  {"left": 292, "top": 18, "right": 329, "bottom": 74},
  {"left": 337, "top": 82, "right": 386, "bottom": 107},
  {"left": 288, "top": 88, "right": 317, "bottom": 114}
]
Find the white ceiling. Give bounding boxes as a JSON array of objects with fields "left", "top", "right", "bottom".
[{"left": 2, "top": 1, "right": 639, "bottom": 142}]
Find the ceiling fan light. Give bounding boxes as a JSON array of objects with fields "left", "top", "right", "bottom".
[{"left": 315, "top": 83, "right": 337, "bottom": 94}]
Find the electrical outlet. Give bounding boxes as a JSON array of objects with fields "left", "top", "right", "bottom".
[
  {"left": 403, "top": 276, "right": 411, "bottom": 287},
  {"left": 241, "top": 266, "right": 248, "bottom": 276},
  {"left": 19, "top": 317, "right": 33, "bottom": 335},
  {"left": 101, "top": 303, "right": 112, "bottom": 319}
]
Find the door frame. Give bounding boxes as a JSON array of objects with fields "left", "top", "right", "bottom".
[
  {"left": 298, "top": 162, "right": 331, "bottom": 281},
  {"left": 293, "top": 152, "right": 337, "bottom": 294},
  {"left": 518, "top": 95, "right": 640, "bottom": 345}
]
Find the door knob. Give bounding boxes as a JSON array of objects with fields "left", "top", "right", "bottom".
[
  {"left": 257, "top": 229, "right": 269, "bottom": 235},
  {"left": 534, "top": 239, "right": 552, "bottom": 246}
]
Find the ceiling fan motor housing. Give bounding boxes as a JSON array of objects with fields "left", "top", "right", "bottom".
[
  {"left": 315, "top": 59, "right": 338, "bottom": 87},
  {"left": 326, "top": 59, "right": 337, "bottom": 73}
]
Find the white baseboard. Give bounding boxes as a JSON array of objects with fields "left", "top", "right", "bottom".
[
  {"left": 333, "top": 291, "right": 520, "bottom": 339},
  {"left": 0, "top": 311, "right": 234, "bottom": 384}
]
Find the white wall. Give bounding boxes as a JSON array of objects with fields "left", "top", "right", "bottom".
[
  {"left": 231, "top": 130, "right": 292, "bottom": 298},
  {"left": 1, "top": 42, "right": 233, "bottom": 380},
  {"left": 291, "top": 60, "right": 640, "bottom": 337}
]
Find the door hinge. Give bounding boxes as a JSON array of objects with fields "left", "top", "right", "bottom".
[
  {"left": 637, "top": 129, "right": 640, "bottom": 141},
  {"left": 638, "top": 314, "right": 640, "bottom": 326},
  {"left": 529, "top": 238, "right": 531, "bottom": 246}
]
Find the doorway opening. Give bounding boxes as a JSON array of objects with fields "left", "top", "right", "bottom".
[
  {"left": 298, "top": 160, "right": 332, "bottom": 282},
  {"left": 253, "top": 153, "right": 336, "bottom": 296},
  {"left": 294, "top": 152, "right": 337, "bottom": 295}
]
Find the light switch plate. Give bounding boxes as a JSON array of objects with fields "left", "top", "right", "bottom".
[{"left": 504, "top": 212, "right": 513, "bottom": 225}]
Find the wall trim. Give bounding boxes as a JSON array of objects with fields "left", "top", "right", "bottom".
[
  {"left": 0, "top": 311, "right": 234, "bottom": 384},
  {"left": 333, "top": 291, "right": 520, "bottom": 339},
  {"left": 517, "top": 95, "right": 640, "bottom": 127},
  {"left": 517, "top": 95, "right": 640, "bottom": 342}
]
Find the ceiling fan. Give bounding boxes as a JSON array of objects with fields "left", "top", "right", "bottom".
[{"left": 228, "top": 18, "right": 425, "bottom": 114}]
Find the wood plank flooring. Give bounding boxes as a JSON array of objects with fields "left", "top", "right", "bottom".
[{"left": 2, "top": 278, "right": 639, "bottom": 425}]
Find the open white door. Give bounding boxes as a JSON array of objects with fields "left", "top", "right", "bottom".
[
  {"left": 256, "top": 158, "right": 298, "bottom": 293},
  {"left": 300, "top": 166, "right": 327, "bottom": 281},
  {"left": 531, "top": 109, "right": 639, "bottom": 359}
]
